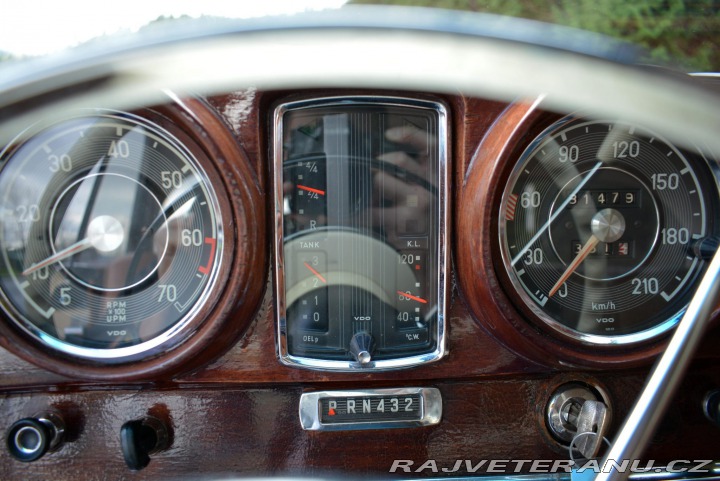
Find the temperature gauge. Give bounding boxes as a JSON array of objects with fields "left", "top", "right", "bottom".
[{"left": 274, "top": 97, "right": 448, "bottom": 370}]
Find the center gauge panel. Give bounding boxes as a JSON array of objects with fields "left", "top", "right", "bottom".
[{"left": 273, "top": 97, "right": 448, "bottom": 370}]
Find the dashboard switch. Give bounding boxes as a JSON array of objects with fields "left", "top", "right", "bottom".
[
  {"left": 120, "top": 417, "right": 169, "bottom": 471},
  {"left": 349, "top": 331, "right": 375, "bottom": 365},
  {"left": 6, "top": 412, "right": 65, "bottom": 462}
]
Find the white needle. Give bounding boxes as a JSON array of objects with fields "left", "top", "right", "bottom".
[
  {"left": 23, "top": 238, "right": 92, "bottom": 277},
  {"left": 511, "top": 161, "right": 603, "bottom": 266},
  {"left": 22, "top": 215, "right": 124, "bottom": 277}
]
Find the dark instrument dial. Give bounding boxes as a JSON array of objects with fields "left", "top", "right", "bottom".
[
  {"left": 499, "top": 118, "right": 718, "bottom": 344},
  {"left": 0, "top": 112, "right": 224, "bottom": 360}
]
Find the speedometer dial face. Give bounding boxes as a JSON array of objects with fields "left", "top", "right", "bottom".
[
  {"left": 499, "top": 118, "right": 718, "bottom": 344},
  {"left": 0, "top": 112, "right": 223, "bottom": 360}
]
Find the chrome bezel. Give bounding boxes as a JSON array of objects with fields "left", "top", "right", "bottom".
[
  {"left": 0, "top": 110, "right": 225, "bottom": 361},
  {"left": 273, "top": 96, "right": 448, "bottom": 371},
  {"left": 299, "top": 387, "right": 442, "bottom": 431},
  {"left": 498, "top": 116, "right": 715, "bottom": 346}
]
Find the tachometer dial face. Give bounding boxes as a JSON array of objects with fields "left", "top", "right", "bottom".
[
  {"left": 499, "top": 118, "right": 718, "bottom": 344},
  {"left": 0, "top": 112, "right": 223, "bottom": 360}
]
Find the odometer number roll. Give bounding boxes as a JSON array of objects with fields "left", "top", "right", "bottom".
[{"left": 499, "top": 118, "right": 718, "bottom": 344}]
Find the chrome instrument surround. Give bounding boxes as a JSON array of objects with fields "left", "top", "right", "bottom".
[{"left": 273, "top": 96, "right": 449, "bottom": 371}]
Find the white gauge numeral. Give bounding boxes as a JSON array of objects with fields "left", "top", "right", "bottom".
[
  {"left": 520, "top": 191, "right": 541, "bottom": 208},
  {"left": 157, "top": 284, "right": 177, "bottom": 302},
  {"left": 559, "top": 145, "right": 579, "bottom": 163},
  {"left": 181, "top": 229, "right": 203, "bottom": 247},
  {"left": 399, "top": 254, "right": 416, "bottom": 264},
  {"left": 661, "top": 227, "right": 690, "bottom": 245},
  {"left": 108, "top": 140, "right": 130, "bottom": 158},
  {"left": 632, "top": 277, "right": 659, "bottom": 295},
  {"left": 523, "top": 248, "right": 543, "bottom": 266},
  {"left": 16, "top": 204, "right": 40, "bottom": 223},
  {"left": 48, "top": 154, "right": 72, "bottom": 172},
  {"left": 612, "top": 140, "right": 640, "bottom": 158},
  {"left": 32, "top": 266, "right": 49, "bottom": 280},
  {"left": 651, "top": 173, "right": 679, "bottom": 191},
  {"left": 161, "top": 171, "right": 183, "bottom": 189},
  {"left": 60, "top": 287, "right": 72, "bottom": 306}
]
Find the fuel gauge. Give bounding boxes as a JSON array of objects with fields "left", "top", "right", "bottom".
[{"left": 274, "top": 97, "right": 448, "bottom": 370}]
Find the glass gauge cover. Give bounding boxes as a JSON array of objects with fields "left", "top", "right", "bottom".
[
  {"left": 274, "top": 97, "right": 448, "bottom": 370},
  {"left": 499, "top": 117, "right": 719, "bottom": 344},
  {"left": 0, "top": 112, "right": 224, "bottom": 360}
]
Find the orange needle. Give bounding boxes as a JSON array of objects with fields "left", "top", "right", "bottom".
[
  {"left": 397, "top": 291, "right": 428, "bottom": 304},
  {"left": 303, "top": 262, "right": 327, "bottom": 283},
  {"left": 297, "top": 184, "right": 325, "bottom": 196},
  {"left": 549, "top": 235, "right": 600, "bottom": 297}
]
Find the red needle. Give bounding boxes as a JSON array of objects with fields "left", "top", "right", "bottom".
[
  {"left": 549, "top": 235, "right": 600, "bottom": 297},
  {"left": 297, "top": 184, "right": 325, "bottom": 196},
  {"left": 303, "top": 262, "right": 327, "bottom": 283},
  {"left": 397, "top": 291, "right": 428, "bottom": 304}
]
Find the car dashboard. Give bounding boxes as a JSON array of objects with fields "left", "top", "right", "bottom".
[{"left": 0, "top": 9, "right": 719, "bottom": 481}]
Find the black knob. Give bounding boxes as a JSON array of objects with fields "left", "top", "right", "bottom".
[
  {"left": 7, "top": 413, "right": 64, "bottom": 462},
  {"left": 349, "top": 331, "right": 374, "bottom": 365},
  {"left": 704, "top": 390, "right": 720, "bottom": 427},
  {"left": 120, "top": 417, "right": 169, "bottom": 471}
]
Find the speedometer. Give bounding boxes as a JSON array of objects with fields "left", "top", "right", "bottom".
[{"left": 499, "top": 117, "right": 719, "bottom": 344}]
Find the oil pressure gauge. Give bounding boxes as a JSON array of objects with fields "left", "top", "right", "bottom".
[{"left": 274, "top": 97, "right": 448, "bottom": 370}]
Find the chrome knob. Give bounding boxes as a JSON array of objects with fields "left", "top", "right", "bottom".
[
  {"left": 349, "top": 331, "right": 374, "bottom": 365},
  {"left": 6, "top": 412, "right": 65, "bottom": 462}
]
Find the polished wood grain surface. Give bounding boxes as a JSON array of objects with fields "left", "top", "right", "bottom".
[
  {"left": 1, "top": 368, "right": 719, "bottom": 479},
  {"left": 0, "top": 90, "right": 718, "bottom": 479}
]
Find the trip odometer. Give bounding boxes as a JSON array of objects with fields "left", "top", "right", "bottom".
[
  {"left": 0, "top": 111, "right": 225, "bottom": 361},
  {"left": 499, "top": 118, "right": 718, "bottom": 344}
]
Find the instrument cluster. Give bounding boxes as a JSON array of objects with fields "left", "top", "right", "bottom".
[{"left": 0, "top": 91, "right": 717, "bottom": 379}]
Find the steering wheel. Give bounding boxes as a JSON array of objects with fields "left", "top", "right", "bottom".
[{"left": 1, "top": 7, "right": 719, "bottom": 480}]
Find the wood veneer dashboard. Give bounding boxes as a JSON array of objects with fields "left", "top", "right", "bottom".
[{"left": 0, "top": 89, "right": 718, "bottom": 479}]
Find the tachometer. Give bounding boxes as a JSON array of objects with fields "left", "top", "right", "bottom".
[
  {"left": 499, "top": 118, "right": 718, "bottom": 344},
  {"left": 0, "top": 111, "right": 224, "bottom": 360}
]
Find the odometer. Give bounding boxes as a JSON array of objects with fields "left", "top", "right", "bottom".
[{"left": 499, "top": 118, "right": 719, "bottom": 344}]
